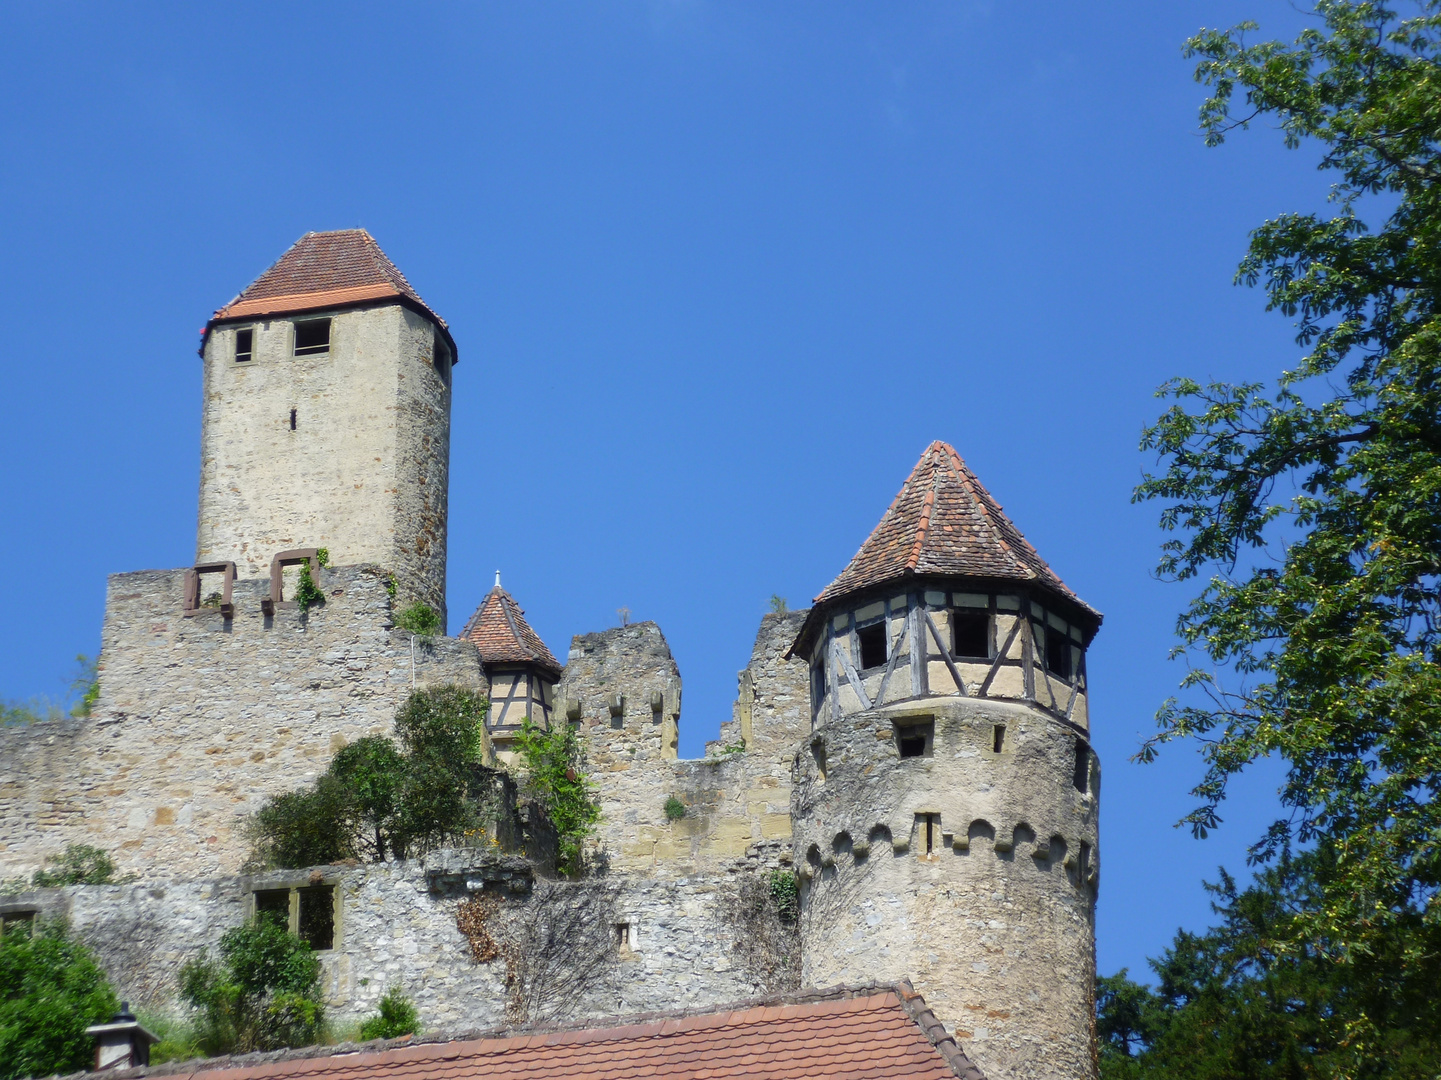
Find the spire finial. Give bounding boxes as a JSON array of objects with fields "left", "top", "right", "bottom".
[{"left": 495, "top": 570, "right": 501, "bottom": 589}]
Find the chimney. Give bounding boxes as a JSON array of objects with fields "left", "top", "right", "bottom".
[{"left": 85, "top": 1002, "right": 159, "bottom": 1071}]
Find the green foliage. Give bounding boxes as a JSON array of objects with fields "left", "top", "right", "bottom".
[
  {"left": 718, "top": 740, "right": 746, "bottom": 756},
  {"left": 1097, "top": 857, "right": 1441, "bottom": 1079},
  {"left": 179, "top": 914, "right": 323, "bottom": 1056},
  {"left": 138, "top": 1011, "right": 205, "bottom": 1065},
  {"left": 358, "top": 988, "right": 419, "bottom": 1041},
  {"left": 512, "top": 717, "right": 601, "bottom": 876},
  {"left": 69, "top": 654, "right": 99, "bottom": 717},
  {"left": 663, "top": 796, "right": 687, "bottom": 821},
  {"left": 315, "top": 547, "right": 330, "bottom": 568},
  {"left": 395, "top": 602, "right": 440, "bottom": 637},
  {"left": 0, "top": 920, "right": 119, "bottom": 1079},
  {"left": 31, "top": 843, "right": 128, "bottom": 887},
  {"left": 1133, "top": 3, "right": 1441, "bottom": 1059},
  {"left": 768, "top": 594, "right": 788, "bottom": 614},
  {"left": 293, "top": 561, "right": 324, "bottom": 612},
  {"left": 248, "top": 687, "right": 492, "bottom": 868},
  {"left": 385, "top": 573, "right": 398, "bottom": 599},
  {"left": 0, "top": 698, "right": 66, "bottom": 725},
  {"left": 767, "top": 869, "right": 799, "bottom": 924}
]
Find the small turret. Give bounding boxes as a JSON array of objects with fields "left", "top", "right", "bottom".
[
  {"left": 790, "top": 442, "right": 1101, "bottom": 1080},
  {"left": 460, "top": 574, "right": 563, "bottom": 758}
]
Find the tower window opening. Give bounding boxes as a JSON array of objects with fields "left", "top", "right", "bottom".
[
  {"left": 894, "top": 718, "right": 933, "bottom": 759},
  {"left": 293, "top": 317, "right": 331, "bottom": 356},
  {"left": 1078, "top": 842, "right": 1092, "bottom": 886},
  {"left": 992, "top": 724, "right": 1006, "bottom": 753},
  {"left": 856, "top": 622, "right": 887, "bottom": 669},
  {"left": 810, "top": 738, "right": 827, "bottom": 780},
  {"left": 1046, "top": 626, "right": 1073, "bottom": 679},
  {"left": 951, "top": 610, "right": 991, "bottom": 658},
  {"left": 289, "top": 408, "right": 297, "bottom": 431},
  {"left": 615, "top": 922, "right": 631, "bottom": 950},
  {"left": 433, "top": 335, "right": 452, "bottom": 388},
  {"left": 234, "top": 327, "right": 253, "bottom": 362},
  {"left": 922, "top": 813, "right": 939, "bottom": 854},
  {"left": 1073, "top": 740, "right": 1090, "bottom": 793},
  {"left": 810, "top": 659, "right": 826, "bottom": 719}
]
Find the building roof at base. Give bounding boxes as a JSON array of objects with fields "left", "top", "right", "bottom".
[
  {"left": 817, "top": 441, "right": 1097, "bottom": 615},
  {"left": 93, "top": 983, "right": 983, "bottom": 1080},
  {"left": 207, "top": 230, "right": 455, "bottom": 360},
  {"left": 460, "top": 584, "right": 563, "bottom": 678}
]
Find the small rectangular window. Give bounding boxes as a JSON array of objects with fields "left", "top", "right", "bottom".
[
  {"left": 1, "top": 911, "right": 35, "bottom": 938},
  {"left": 895, "top": 718, "right": 933, "bottom": 759},
  {"left": 615, "top": 922, "right": 631, "bottom": 950},
  {"left": 298, "top": 885, "right": 335, "bottom": 950},
  {"left": 992, "top": 724, "right": 1006, "bottom": 753},
  {"left": 254, "top": 889, "right": 289, "bottom": 923},
  {"left": 951, "top": 610, "right": 990, "bottom": 658},
  {"left": 235, "top": 327, "right": 254, "bottom": 362},
  {"left": 810, "top": 660, "right": 826, "bottom": 717},
  {"left": 1046, "top": 625, "right": 1072, "bottom": 680},
  {"left": 1073, "top": 740, "right": 1090, "bottom": 793},
  {"left": 433, "top": 335, "right": 453, "bottom": 388},
  {"left": 856, "top": 622, "right": 887, "bottom": 669},
  {"left": 293, "top": 318, "right": 331, "bottom": 356}
]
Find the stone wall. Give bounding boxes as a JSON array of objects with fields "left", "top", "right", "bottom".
[
  {"left": 0, "top": 564, "right": 485, "bottom": 881},
  {"left": 792, "top": 696, "right": 1099, "bottom": 1080},
  {"left": 4, "top": 849, "right": 776, "bottom": 1033},
  {"left": 557, "top": 613, "right": 811, "bottom": 874},
  {"left": 198, "top": 305, "right": 451, "bottom": 624}
]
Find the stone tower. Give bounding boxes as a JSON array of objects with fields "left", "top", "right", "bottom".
[
  {"left": 788, "top": 442, "right": 1102, "bottom": 1080},
  {"left": 197, "top": 230, "right": 456, "bottom": 624}
]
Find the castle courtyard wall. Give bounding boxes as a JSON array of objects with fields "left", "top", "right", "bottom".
[{"left": 0, "top": 565, "right": 485, "bottom": 882}]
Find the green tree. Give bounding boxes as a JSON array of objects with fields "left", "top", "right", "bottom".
[
  {"left": 0, "top": 921, "right": 119, "bottom": 1079},
  {"left": 178, "top": 915, "right": 323, "bottom": 1055},
  {"left": 1134, "top": 2, "right": 1441, "bottom": 1062},
  {"left": 31, "top": 843, "right": 127, "bottom": 887},
  {"left": 358, "top": 987, "right": 419, "bottom": 1041},
  {"left": 512, "top": 717, "right": 600, "bottom": 876}
]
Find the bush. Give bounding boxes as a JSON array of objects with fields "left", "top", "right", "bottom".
[
  {"left": 358, "top": 988, "right": 419, "bottom": 1041},
  {"left": 248, "top": 686, "right": 492, "bottom": 869},
  {"left": 32, "top": 843, "right": 127, "bottom": 887},
  {"left": 179, "top": 915, "right": 323, "bottom": 1055},
  {"left": 512, "top": 718, "right": 600, "bottom": 876},
  {"left": 0, "top": 921, "right": 119, "bottom": 1079},
  {"left": 663, "top": 796, "right": 687, "bottom": 822},
  {"left": 395, "top": 602, "right": 440, "bottom": 637}
]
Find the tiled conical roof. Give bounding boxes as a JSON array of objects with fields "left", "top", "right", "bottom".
[
  {"left": 461, "top": 585, "right": 563, "bottom": 678},
  {"left": 208, "top": 229, "right": 455, "bottom": 359},
  {"left": 814, "top": 441, "right": 1098, "bottom": 619}
]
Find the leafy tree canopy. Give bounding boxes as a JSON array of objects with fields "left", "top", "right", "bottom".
[
  {"left": 1134, "top": 1, "right": 1441, "bottom": 1050},
  {"left": 178, "top": 915, "right": 323, "bottom": 1055},
  {"left": 512, "top": 717, "right": 600, "bottom": 876},
  {"left": 0, "top": 921, "right": 119, "bottom": 1080}
]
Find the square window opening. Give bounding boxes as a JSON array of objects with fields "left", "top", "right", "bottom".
[
  {"left": 298, "top": 885, "right": 335, "bottom": 950},
  {"left": 1, "top": 911, "right": 35, "bottom": 938},
  {"left": 1046, "top": 626, "right": 1072, "bottom": 679},
  {"left": 895, "top": 718, "right": 934, "bottom": 759},
  {"left": 253, "top": 889, "right": 289, "bottom": 924},
  {"left": 293, "top": 318, "right": 331, "bottom": 356},
  {"left": 856, "top": 622, "right": 887, "bottom": 670},
  {"left": 951, "top": 609, "right": 991, "bottom": 658},
  {"left": 235, "top": 327, "right": 253, "bottom": 362}
]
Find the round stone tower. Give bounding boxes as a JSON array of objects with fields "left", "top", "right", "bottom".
[
  {"left": 788, "top": 442, "right": 1101, "bottom": 1080},
  {"left": 197, "top": 230, "right": 456, "bottom": 624}
]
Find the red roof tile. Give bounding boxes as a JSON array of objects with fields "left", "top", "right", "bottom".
[
  {"left": 208, "top": 230, "right": 455, "bottom": 360},
  {"left": 461, "top": 585, "right": 563, "bottom": 678},
  {"left": 813, "top": 441, "right": 1098, "bottom": 621},
  {"left": 107, "top": 984, "right": 982, "bottom": 1080}
]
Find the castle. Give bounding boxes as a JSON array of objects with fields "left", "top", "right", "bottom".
[{"left": 0, "top": 232, "right": 1101, "bottom": 1080}]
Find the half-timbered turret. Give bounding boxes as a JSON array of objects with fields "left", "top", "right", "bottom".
[{"left": 460, "top": 575, "right": 563, "bottom": 759}]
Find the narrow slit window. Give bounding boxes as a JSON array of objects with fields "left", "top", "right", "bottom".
[
  {"left": 856, "top": 622, "right": 886, "bottom": 669},
  {"left": 810, "top": 659, "right": 826, "bottom": 717},
  {"left": 289, "top": 408, "right": 297, "bottom": 431},
  {"left": 810, "top": 738, "right": 827, "bottom": 780},
  {"left": 921, "top": 813, "right": 938, "bottom": 855},
  {"left": 235, "top": 327, "right": 253, "bottom": 362},
  {"left": 992, "top": 724, "right": 1006, "bottom": 753},
  {"left": 1046, "top": 626, "right": 1072, "bottom": 679},
  {"left": 1073, "top": 740, "right": 1089, "bottom": 793},
  {"left": 433, "top": 335, "right": 453, "bottom": 388},
  {"left": 951, "top": 610, "right": 991, "bottom": 658},
  {"left": 293, "top": 318, "right": 331, "bottom": 356},
  {"left": 615, "top": 922, "right": 631, "bottom": 949}
]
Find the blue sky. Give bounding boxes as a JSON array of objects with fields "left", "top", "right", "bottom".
[{"left": 0, "top": 2, "right": 1324, "bottom": 980}]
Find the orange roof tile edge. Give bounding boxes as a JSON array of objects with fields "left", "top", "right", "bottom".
[
  {"left": 216, "top": 283, "right": 401, "bottom": 320},
  {"left": 85, "top": 982, "right": 985, "bottom": 1080}
]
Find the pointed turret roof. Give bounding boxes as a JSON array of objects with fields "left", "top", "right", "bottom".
[
  {"left": 207, "top": 229, "right": 456, "bottom": 359},
  {"left": 461, "top": 583, "right": 563, "bottom": 678},
  {"left": 804, "top": 441, "right": 1099, "bottom": 635}
]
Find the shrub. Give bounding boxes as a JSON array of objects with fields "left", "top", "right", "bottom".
[
  {"left": 69, "top": 654, "right": 100, "bottom": 717},
  {"left": 32, "top": 843, "right": 127, "bottom": 887},
  {"left": 293, "top": 562, "right": 324, "bottom": 612},
  {"left": 512, "top": 718, "right": 600, "bottom": 876},
  {"left": 663, "top": 796, "right": 687, "bottom": 822},
  {"left": 358, "top": 988, "right": 419, "bottom": 1041},
  {"left": 395, "top": 602, "right": 440, "bottom": 637},
  {"left": 0, "top": 920, "right": 119, "bottom": 1079},
  {"left": 179, "top": 915, "right": 323, "bottom": 1055}
]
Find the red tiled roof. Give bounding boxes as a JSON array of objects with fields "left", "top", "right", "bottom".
[
  {"left": 109, "top": 984, "right": 983, "bottom": 1080},
  {"left": 461, "top": 586, "right": 563, "bottom": 678},
  {"left": 814, "top": 441, "right": 1098, "bottom": 618},
  {"left": 208, "top": 230, "right": 456, "bottom": 360}
]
